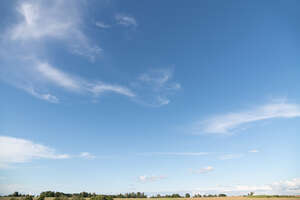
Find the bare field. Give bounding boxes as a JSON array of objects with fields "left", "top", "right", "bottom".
[{"left": 115, "top": 198, "right": 300, "bottom": 200}]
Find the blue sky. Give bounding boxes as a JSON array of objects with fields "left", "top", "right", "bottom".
[{"left": 0, "top": 0, "right": 300, "bottom": 196}]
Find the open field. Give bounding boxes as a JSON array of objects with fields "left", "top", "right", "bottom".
[{"left": 115, "top": 198, "right": 300, "bottom": 200}]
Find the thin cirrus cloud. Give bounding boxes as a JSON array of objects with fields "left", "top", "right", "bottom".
[
  {"left": 132, "top": 69, "right": 181, "bottom": 107},
  {"left": 0, "top": 136, "right": 70, "bottom": 168},
  {"left": 249, "top": 149, "right": 259, "bottom": 153},
  {"left": 6, "top": 60, "right": 136, "bottom": 103},
  {"left": 33, "top": 61, "right": 135, "bottom": 98},
  {"left": 22, "top": 85, "right": 59, "bottom": 103},
  {"left": 7, "top": 0, "right": 101, "bottom": 61},
  {"left": 0, "top": 0, "right": 181, "bottom": 106},
  {"left": 138, "top": 175, "right": 167, "bottom": 183},
  {"left": 95, "top": 21, "right": 111, "bottom": 29},
  {"left": 79, "top": 152, "right": 96, "bottom": 159},
  {"left": 115, "top": 14, "right": 137, "bottom": 27},
  {"left": 195, "top": 100, "right": 300, "bottom": 134},
  {"left": 191, "top": 166, "right": 214, "bottom": 174}
]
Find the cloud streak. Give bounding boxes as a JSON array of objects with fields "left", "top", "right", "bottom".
[
  {"left": 95, "top": 21, "right": 111, "bottom": 29},
  {"left": 115, "top": 14, "right": 137, "bottom": 27},
  {"left": 79, "top": 152, "right": 96, "bottom": 159},
  {"left": 34, "top": 61, "right": 135, "bottom": 98},
  {"left": 0, "top": 136, "right": 69, "bottom": 168},
  {"left": 132, "top": 69, "right": 181, "bottom": 106},
  {"left": 198, "top": 100, "right": 300, "bottom": 134},
  {"left": 7, "top": 0, "right": 101, "bottom": 61}
]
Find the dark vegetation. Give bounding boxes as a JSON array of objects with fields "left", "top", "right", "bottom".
[
  {"left": 2, "top": 191, "right": 297, "bottom": 199},
  {"left": 3, "top": 192, "right": 226, "bottom": 199}
]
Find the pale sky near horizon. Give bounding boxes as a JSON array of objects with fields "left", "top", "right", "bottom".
[{"left": 0, "top": 0, "right": 300, "bottom": 196}]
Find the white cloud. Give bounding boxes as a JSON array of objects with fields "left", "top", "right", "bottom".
[
  {"left": 1, "top": 1, "right": 180, "bottom": 106},
  {"left": 133, "top": 69, "right": 181, "bottom": 106},
  {"left": 219, "top": 153, "right": 244, "bottom": 160},
  {"left": 16, "top": 60, "right": 135, "bottom": 102},
  {"left": 79, "top": 152, "right": 96, "bottom": 159},
  {"left": 95, "top": 21, "right": 111, "bottom": 29},
  {"left": 198, "top": 100, "right": 300, "bottom": 134},
  {"left": 138, "top": 175, "right": 166, "bottom": 183},
  {"left": 10, "top": 2, "right": 71, "bottom": 40},
  {"left": 36, "top": 62, "right": 81, "bottom": 91},
  {"left": 271, "top": 178, "right": 300, "bottom": 194},
  {"left": 7, "top": 0, "right": 100, "bottom": 61},
  {"left": 0, "top": 136, "right": 69, "bottom": 168},
  {"left": 22, "top": 85, "right": 59, "bottom": 103},
  {"left": 248, "top": 149, "right": 259, "bottom": 153},
  {"left": 115, "top": 14, "right": 137, "bottom": 27},
  {"left": 190, "top": 178, "right": 300, "bottom": 195},
  {"left": 88, "top": 82, "right": 135, "bottom": 97},
  {"left": 191, "top": 166, "right": 214, "bottom": 174}
]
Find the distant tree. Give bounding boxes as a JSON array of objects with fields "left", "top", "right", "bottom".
[
  {"left": 218, "top": 194, "right": 226, "bottom": 197},
  {"left": 248, "top": 192, "right": 254, "bottom": 196},
  {"left": 11, "top": 192, "right": 20, "bottom": 197},
  {"left": 73, "top": 196, "right": 85, "bottom": 200},
  {"left": 185, "top": 193, "right": 191, "bottom": 198},
  {"left": 79, "top": 192, "right": 89, "bottom": 198},
  {"left": 40, "top": 191, "right": 55, "bottom": 197},
  {"left": 37, "top": 195, "right": 45, "bottom": 200},
  {"left": 54, "top": 196, "right": 69, "bottom": 200},
  {"left": 90, "top": 195, "right": 113, "bottom": 200},
  {"left": 23, "top": 195, "right": 33, "bottom": 200},
  {"left": 193, "top": 194, "right": 202, "bottom": 198}
]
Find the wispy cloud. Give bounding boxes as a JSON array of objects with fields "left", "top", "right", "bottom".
[
  {"left": 0, "top": 136, "right": 69, "bottom": 168},
  {"left": 138, "top": 175, "right": 166, "bottom": 183},
  {"left": 95, "top": 21, "right": 111, "bottom": 29},
  {"left": 34, "top": 61, "right": 135, "bottom": 97},
  {"left": 79, "top": 152, "right": 96, "bottom": 159},
  {"left": 22, "top": 85, "right": 59, "bottom": 103},
  {"left": 248, "top": 149, "right": 259, "bottom": 153},
  {"left": 0, "top": 1, "right": 180, "bottom": 106},
  {"left": 35, "top": 62, "right": 81, "bottom": 91},
  {"left": 191, "top": 166, "right": 214, "bottom": 174},
  {"left": 7, "top": 0, "right": 101, "bottom": 61},
  {"left": 115, "top": 14, "right": 137, "bottom": 27},
  {"left": 132, "top": 69, "right": 181, "bottom": 106},
  {"left": 3, "top": 59, "right": 135, "bottom": 103},
  {"left": 196, "top": 100, "right": 300, "bottom": 134}
]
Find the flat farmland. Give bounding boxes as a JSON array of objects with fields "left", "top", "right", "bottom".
[{"left": 115, "top": 197, "right": 300, "bottom": 200}]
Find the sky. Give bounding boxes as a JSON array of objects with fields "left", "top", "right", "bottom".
[{"left": 0, "top": 0, "right": 300, "bottom": 196}]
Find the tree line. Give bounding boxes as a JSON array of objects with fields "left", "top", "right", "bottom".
[{"left": 4, "top": 191, "right": 228, "bottom": 199}]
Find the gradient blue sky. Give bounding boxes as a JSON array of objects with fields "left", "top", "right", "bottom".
[{"left": 0, "top": 0, "right": 300, "bottom": 196}]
